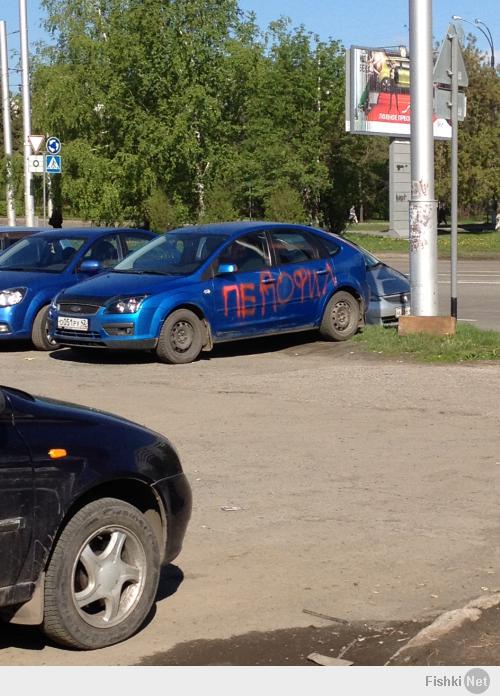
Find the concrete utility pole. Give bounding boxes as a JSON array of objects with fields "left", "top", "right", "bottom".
[
  {"left": 0, "top": 21, "right": 16, "bottom": 226},
  {"left": 19, "top": 0, "right": 35, "bottom": 226},
  {"left": 408, "top": 0, "right": 438, "bottom": 316}
]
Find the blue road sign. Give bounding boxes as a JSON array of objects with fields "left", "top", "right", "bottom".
[
  {"left": 45, "top": 154, "right": 62, "bottom": 174},
  {"left": 46, "top": 136, "right": 61, "bottom": 155}
]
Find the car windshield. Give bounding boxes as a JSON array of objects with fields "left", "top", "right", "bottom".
[
  {"left": 0, "top": 236, "right": 86, "bottom": 273},
  {"left": 113, "top": 232, "right": 229, "bottom": 276}
]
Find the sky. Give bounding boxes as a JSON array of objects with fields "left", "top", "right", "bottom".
[{"left": 1, "top": 0, "right": 498, "bottom": 86}]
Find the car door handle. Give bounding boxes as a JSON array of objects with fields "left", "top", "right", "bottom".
[
  {"left": 261, "top": 277, "right": 276, "bottom": 284},
  {"left": 315, "top": 269, "right": 328, "bottom": 276},
  {"left": 0, "top": 517, "right": 24, "bottom": 533}
]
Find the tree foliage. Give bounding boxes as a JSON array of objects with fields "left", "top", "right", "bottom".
[{"left": 0, "top": 2, "right": 497, "bottom": 226}]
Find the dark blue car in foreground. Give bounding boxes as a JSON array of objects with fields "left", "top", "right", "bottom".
[
  {"left": 50, "top": 222, "right": 369, "bottom": 363},
  {"left": 0, "top": 385, "right": 191, "bottom": 649},
  {"left": 0, "top": 227, "right": 155, "bottom": 350}
]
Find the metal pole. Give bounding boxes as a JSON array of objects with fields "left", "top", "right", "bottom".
[
  {"left": 450, "top": 27, "right": 459, "bottom": 319},
  {"left": 19, "top": 0, "right": 35, "bottom": 226},
  {"left": 408, "top": 0, "right": 438, "bottom": 316},
  {"left": 43, "top": 168, "right": 46, "bottom": 225},
  {"left": 475, "top": 20, "right": 495, "bottom": 70},
  {"left": 0, "top": 21, "right": 16, "bottom": 226}
]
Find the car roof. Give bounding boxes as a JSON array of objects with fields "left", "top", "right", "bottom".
[
  {"left": 0, "top": 226, "right": 47, "bottom": 234},
  {"left": 166, "top": 221, "right": 329, "bottom": 238},
  {"left": 27, "top": 227, "right": 150, "bottom": 239}
]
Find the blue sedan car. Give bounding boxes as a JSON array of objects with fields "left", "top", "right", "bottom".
[
  {"left": 50, "top": 222, "right": 369, "bottom": 364},
  {"left": 0, "top": 227, "right": 155, "bottom": 350}
]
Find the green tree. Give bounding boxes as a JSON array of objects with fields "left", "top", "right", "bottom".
[{"left": 435, "top": 40, "right": 500, "bottom": 218}]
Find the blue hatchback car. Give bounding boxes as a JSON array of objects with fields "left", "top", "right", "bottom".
[
  {"left": 50, "top": 222, "right": 369, "bottom": 364},
  {"left": 0, "top": 227, "right": 155, "bottom": 350}
]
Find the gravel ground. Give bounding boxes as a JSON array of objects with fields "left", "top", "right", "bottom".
[{"left": 0, "top": 334, "right": 499, "bottom": 665}]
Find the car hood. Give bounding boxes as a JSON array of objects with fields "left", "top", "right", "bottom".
[
  {"left": 3, "top": 384, "right": 139, "bottom": 428},
  {"left": 0, "top": 269, "right": 65, "bottom": 291},
  {"left": 60, "top": 271, "right": 191, "bottom": 300},
  {"left": 366, "top": 263, "right": 410, "bottom": 297}
]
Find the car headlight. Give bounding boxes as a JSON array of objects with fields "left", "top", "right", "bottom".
[
  {"left": 105, "top": 296, "right": 147, "bottom": 314},
  {"left": 0, "top": 288, "right": 26, "bottom": 307}
]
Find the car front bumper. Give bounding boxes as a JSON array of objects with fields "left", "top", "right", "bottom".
[
  {"left": 153, "top": 472, "right": 192, "bottom": 565},
  {"left": 0, "top": 306, "right": 31, "bottom": 339},
  {"left": 49, "top": 305, "right": 159, "bottom": 350}
]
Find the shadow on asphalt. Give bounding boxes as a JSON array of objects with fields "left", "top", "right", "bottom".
[
  {"left": 0, "top": 564, "right": 184, "bottom": 653},
  {"left": 0, "top": 340, "right": 33, "bottom": 353},
  {"left": 136, "top": 618, "right": 428, "bottom": 666},
  {"left": 437, "top": 223, "right": 496, "bottom": 236},
  {"left": 47, "top": 332, "right": 348, "bottom": 365}
]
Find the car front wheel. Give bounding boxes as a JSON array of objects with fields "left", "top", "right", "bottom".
[
  {"left": 320, "top": 291, "right": 360, "bottom": 342},
  {"left": 156, "top": 309, "right": 203, "bottom": 364},
  {"left": 42, "top": 498, "right": 161, "bottom": 649},
  {"left": 32, "top": 305, "right": 61, "bottom": 351}
]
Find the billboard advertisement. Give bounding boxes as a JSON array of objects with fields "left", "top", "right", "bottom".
[{"left": 345, "top": 46, "right": 452, "bottom": 139}]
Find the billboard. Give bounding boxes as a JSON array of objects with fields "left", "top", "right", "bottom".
[{"left": 345, "top": 46, "right": 452, "bottom": 139}]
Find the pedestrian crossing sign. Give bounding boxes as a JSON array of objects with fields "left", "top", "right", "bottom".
[{"left": 45, "top": 155, "right": 62, "bottom": 174}]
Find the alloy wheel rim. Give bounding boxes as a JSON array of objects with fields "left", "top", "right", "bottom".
[{"left": 71, "top": 525, "right": 146, "bottom": 629}]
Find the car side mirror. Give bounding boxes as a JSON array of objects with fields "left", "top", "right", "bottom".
[
  {"left": 79, "top": 259, "right": 103, "bottom": 275},
  {"left": 217, "top": 263, "right": 238, "bottom": 275}
]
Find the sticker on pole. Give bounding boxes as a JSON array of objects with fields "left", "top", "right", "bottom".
[
  {"left": 28, "top": 135, "right": 44, "bottom": 154},
  {"left": 46, "top": 137, "right": 62, "bottom": 155},
  {"left": 28, "top": 155, "right": 45, "bottom": 174},
  {"left": 45, "top": 155, "right": 62, "bottom": 174}
]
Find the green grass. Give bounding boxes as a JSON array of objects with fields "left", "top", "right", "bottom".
[
  {"left": 353, "top": 324, "right": 500, "bottom": 363},
  {"left": 344, "top": 231, "right": 500, "bottom": 258},
  {"left": 344, "top": 233, "right": 409, "bottom": 253},
  {"left": 347, "top": 221, "right": 390, "bottom": 232}
]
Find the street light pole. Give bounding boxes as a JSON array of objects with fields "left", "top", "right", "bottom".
[
  {"left": 0, "top": 21, "right": 16, "bottom": 226},
  {"left": 452, "top": 16, "right": 495, "bottom": 69},
  {"left": 475, "top": 20, "right": 495, "bottom": 70},
  {"left": 19, "top": 0, "right": 35, "bottom": 226}
]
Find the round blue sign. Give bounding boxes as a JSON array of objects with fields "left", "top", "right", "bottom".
[{"left": 46, "top": 137, "right": 61, "bottom": 155}]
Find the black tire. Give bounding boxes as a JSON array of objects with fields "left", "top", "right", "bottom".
[
  {"left": 32, "top": 305, "right": 60, "bottom": 351},
  {"left": 43, "top": 497, "right": 161, "bottom": 650},
  {"left": 320, "top": 291, "right": 361, "bottom": 342},
  {"left": 156, "top": 309, "right": 203, "bottom": 364}
]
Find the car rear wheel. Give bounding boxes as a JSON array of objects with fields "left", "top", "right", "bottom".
[
  {"left": 32, "top": 305, "right": 60, "bottom": 351},
  {"left": 42, "top": 498, "right": 161, "bottom": 650},
  {"left": 320, "top": 291, "right": 360, "bottom": 342},
  {"left": 156, "top": 309, "right": 203, "bottom": 364}
]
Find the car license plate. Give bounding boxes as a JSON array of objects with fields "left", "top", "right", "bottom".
[
  {"left": 396, "top": 306, "right": 411, "bottom": 318},
  {"left": 57, "top": 316, "right": 89, "bottom": 331}
]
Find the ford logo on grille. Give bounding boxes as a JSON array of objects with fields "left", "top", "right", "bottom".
[{"left": 71, "top": 305, "right": 82, "bottom": 313}]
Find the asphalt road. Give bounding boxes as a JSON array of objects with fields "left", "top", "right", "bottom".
[
  {"left": 381, "top": 256, "right": 500, "bottom": 331},
  {"left": 0, "top": 334, "right": 499, "bottom": 665}
]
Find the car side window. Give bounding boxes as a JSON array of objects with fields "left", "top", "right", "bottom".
[
  {"left": 270, "top": 230, "right": 318, "bottom": 265},
  {"left": 320, "top": 237, "right": 341, "bottom": 258},
  {"left": 83, "top": 235, "right": 120, "bottom": 268},
  {"left": 122, "top": 234, "right": 154, "bottom": 255},
  {"left": 218, "top": 232, "right": 271, "bottom": 273}
]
